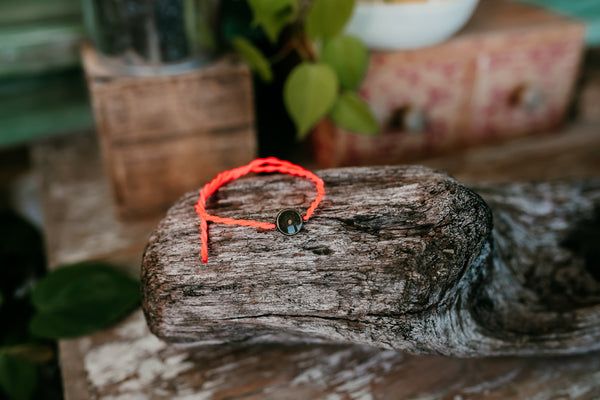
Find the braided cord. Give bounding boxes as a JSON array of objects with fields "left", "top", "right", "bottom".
[{"left": 194, "top": 157, "right": 325, "bottom": 263}]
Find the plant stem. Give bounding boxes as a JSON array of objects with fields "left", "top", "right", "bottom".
[
  {"left": 270, "top": 38, "right": 298, "bottom": 64},
  {"left": 300, "top": 33, "right": 317, "bottom": 62},
  {"left": 270, "top": 33, "right": 316, "bottom": 64}
]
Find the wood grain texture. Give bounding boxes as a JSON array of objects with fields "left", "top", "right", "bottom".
[
  {"left": 36, "top": 129, "right": 600, "bottom": 399},
  {"left": 141, "top": 166, "right": 600, "bottom": 357},
  {"left": 421, "top": 122, "right": 600, "bottom": 185},
  {"left": 80, "top": 310, "right": 600, "bottom": 400}
]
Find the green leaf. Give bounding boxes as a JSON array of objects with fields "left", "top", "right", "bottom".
[
  {"left": 329, "top": 91, "right": 379, "bottom": 135},
  {"left": 306, "top": 0, "right": 356, "bottom": 41},
  {"left": 0, "top": 352, "right": 37, "bottom": 400},
  {"left": 322, "top": 35, "right": 369, "bottom": 91},
  {"left": 30, "top": 261, "right": 140, "bottom": 339},
  {"left": 30, "top": 312, "right": 114, "bottom": 339},
  {"left": 284, "top": 62, "right": 339, "bottom": 140},
  {"left": 247, "top": 0, "right": 299, "bottom": 43},
  {"left": 232, "top": 37, "right": 273, "bottom": 82}
]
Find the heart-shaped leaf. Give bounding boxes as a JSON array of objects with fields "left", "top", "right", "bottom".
[
  {"left": 322, "top": 34, "right": 369, "bottom": 90},
  {"left": 329, "top": 91, "right": 379, "bottom": 135},
  {"left": 232, "top": 37, "right": 273, "bottom": 82},
  {"left": 30, "top": 261, "right": 139, "bottom": 339},
  {"left": 0, "top": 352, "right": 37, "bottom": 400},
  {"left": 306, "top": 0, "right": 356, "bottom": 41},
  {"left": 248, "top": 0, "right": 299, "bottom": 43},
  {"left": 284, "top": 62, "right": 339, "bottom": 140}
]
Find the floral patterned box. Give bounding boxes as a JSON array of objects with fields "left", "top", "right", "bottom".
[{"left": 311, "top": 0, "right": 585, "bottom": 168}]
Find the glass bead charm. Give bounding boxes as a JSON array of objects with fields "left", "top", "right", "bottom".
[{"left": 276, "top": 209, "right": 303, "bottom": 235}]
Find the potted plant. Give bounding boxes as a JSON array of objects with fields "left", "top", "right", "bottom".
[{"left": 227, "top": 0, "right": 379, "bottom": 153}]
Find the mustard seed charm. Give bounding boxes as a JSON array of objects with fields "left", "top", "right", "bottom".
[
  {"left": 195, "top": 157, "right": 325, "bottom": 263},
  {"left": 276, "top": 209, "right": 303, "bottom": 235}
]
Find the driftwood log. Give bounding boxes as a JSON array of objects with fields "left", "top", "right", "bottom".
[{"left": 141, "top": 166, "right": 600, "bottom": 357}]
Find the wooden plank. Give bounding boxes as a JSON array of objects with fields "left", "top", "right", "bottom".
[
  {"left": 0, "top": 70, "right": 93, "bottom": 148},
  {"left": 77, "top": 310, "right": 600, "bottom": 400},
  {"left": 421, "top": 122, "right": 600, "bottom": 184},
  {"left": 0, "top": 0, "right": 81, "bottom": 27},
  {"left": 0, "top": 22, "right": 84, "bottom": 77},
  {"left": 34, "top": 125, "right": 600, "bottom": 399}
]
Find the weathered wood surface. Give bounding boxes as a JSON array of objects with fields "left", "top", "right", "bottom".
[
  {"left": 36, "top": 129, "right": 600, "bottom": 399},
  {"left": 142, "top": 166, "right": 600, "bottom": 357},
  {"left": 422, "top": 122, "right": 600, "bottom": 184},
  {"left": 79, "top": 310, "right": 600, "bottom": 400},
  {"left": 32, "top": 132, "right": 159, "bottom": 271}
]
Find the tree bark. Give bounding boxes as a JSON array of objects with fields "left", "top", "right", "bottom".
[{"left": 141, "top": 165, "right": 600, "bottom": 357}]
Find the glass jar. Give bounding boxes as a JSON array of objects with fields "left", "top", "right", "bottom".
[{"left": 82, "top": 0, "right": 220, "bottom": 75}]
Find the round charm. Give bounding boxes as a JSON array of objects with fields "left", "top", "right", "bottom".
[{"left": 276, "top": 209, "right": 303, "bottom": 235}]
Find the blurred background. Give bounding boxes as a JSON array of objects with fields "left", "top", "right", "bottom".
[{"left": 0, "top": 0, "right": 599, "bottom": 399}]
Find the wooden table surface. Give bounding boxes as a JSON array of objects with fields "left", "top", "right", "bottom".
[{"left": 33, "top": 122, "right": 600, "bottom": 400}]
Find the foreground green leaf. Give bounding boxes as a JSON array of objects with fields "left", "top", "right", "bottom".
[
  {"left": 30, "top": 261, "right": 139, "bottom": 339},
  {"left": 284, "top": 62, "right": 338, "bottom": 140},
  {"left": 30, "top": 312, "right": 116, "bottom": 339},
  {"left": 306, "top": 0, "right": 355, "bottom": 41},
  {"left": 247, "top": 0, "right": 299, "bottom": 43},
  {"left": 232, "top": 37, "right": 273, "bottom": 82},
  {"left": 329, "top": 91, "right": 379, "bottom": 135},
  {"left": 0, "top": 352, "right": 37, "bottom": 400},
  {"left": 322, "top": 35, "right": 369, "bottom": 90}
]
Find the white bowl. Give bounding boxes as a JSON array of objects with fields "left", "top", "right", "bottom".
[{"left": 345, "top": 0, "right": 479, "bottom": 50}]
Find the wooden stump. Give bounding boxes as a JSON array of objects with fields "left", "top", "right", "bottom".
[{"left": 141, "top": 166, "right": 600, "bottom": 357}]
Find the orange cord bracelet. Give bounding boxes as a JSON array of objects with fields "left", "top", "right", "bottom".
[{"left": 195, "top": 157, "right": 325, "bottom": 263}]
